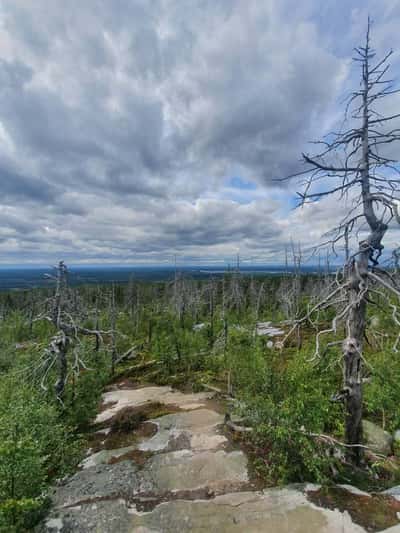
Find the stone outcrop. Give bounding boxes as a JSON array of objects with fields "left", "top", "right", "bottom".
[{"left": 39, "top": 384, "right": 400, "bottom": 532}]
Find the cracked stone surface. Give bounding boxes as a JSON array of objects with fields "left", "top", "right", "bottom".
[
  {"left": 129, "top": 489, "right": 367, "bottom": 533},
  {"left": 51, "top": 462, "right": 142, "bottom": 509},
  {"left": 96, "top": 386, "right": 214, "bottom": 424},
  {"left": 80, "top": 446, "right": 138, "bottom": 469},
  {"left": 41, "top": 489, "right": 370, "bottom": 532},
  {"left": 39, "top": 384, "right": 400, "bottom": 532},
  {"left": 40, "top": 499, "right": 135, "bottom": 532},
  {"left": 138, "top": 409, "right": 227, "bottom": 452},
  {"left": 141, "top": 449, "right": 248, "bottom": 492},
  {"left": 51, "top": 448, "right": 248, "bottom": 510}
]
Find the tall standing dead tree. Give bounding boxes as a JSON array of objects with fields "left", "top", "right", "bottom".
[
  {"left": 35, "top": 261, "right": 108, "bottom": 401},
  {"left": 286, "top": 20, "right": 400, "bottom": 462}
]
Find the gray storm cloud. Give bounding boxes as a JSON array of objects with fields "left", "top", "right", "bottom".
[{"left": 0, "top": 0, "right": 398, "bottom": 263}]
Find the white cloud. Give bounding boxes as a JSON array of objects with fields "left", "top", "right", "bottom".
[{"left": 0, "top": 0, "right": 398, "bottom": 264}]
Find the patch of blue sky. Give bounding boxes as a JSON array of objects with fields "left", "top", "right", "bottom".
[
  {"left": 227, "top": 176, "right": 257, "bottom": 190},
  {"left": 287, "top": 194, "right": 300, "bottom": 209}
]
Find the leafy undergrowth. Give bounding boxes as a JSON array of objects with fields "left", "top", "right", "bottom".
[
  {"left": 307, "top": 486, "right": 400, "bottom": 532},
  {"left": 89, "top": 401, "right": 178, "bottom": 453},
  {"left": 0, "top": 348, "right": 109, "bottom": 531},
  {"left": 1, "top": 276, "right": 400, "bottom": 529}
]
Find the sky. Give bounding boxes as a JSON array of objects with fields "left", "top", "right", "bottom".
[{"left": 0, "top": 0, "right": 399, "bottom": 266}]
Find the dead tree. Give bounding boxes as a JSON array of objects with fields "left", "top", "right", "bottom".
[
  {"left": 285, "top": 20, "right": 400, "bottom": 463},
  {"left": 35, "top": 261, "right": 108, "bottom": 401},
  {"left": 110, "top": 283, "right": 117, "bottom": 375},
  {"left": 277, "top": 242, "right": 303, "bottom": 323}
]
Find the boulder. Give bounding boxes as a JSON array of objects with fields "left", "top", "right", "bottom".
[{"left": 362, "top": 419, "right": 393, "bottom": 456}]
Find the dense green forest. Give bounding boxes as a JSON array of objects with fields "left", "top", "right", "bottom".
[{"left": 1, "top": 263, "right": 400, "bottom": 530}]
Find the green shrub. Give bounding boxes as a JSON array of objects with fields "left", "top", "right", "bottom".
[
  {"left": 63, "top": 347, "right": 109, "bottom": 430},
  {"left": 242, "top": 350, "right": 342, "bottom": 484},
  {"left": 364, "top": 348, "right": 400, "bottom": 432},
  {"left": 0, "top": 380, "right": 83, "bottom": 530}
]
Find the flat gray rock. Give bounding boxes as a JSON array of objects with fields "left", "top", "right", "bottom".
[
  {"left": 138, "top": 409, "right": 226, "bottom": 452},
  {"left": 52, "top": 462, "right": 141, "bottom": 509},
  {"left": 40, "top": 384, "right": 389, "bottom": 533},
  {"left": 141, "top": 449, "right": 248, "bottom": 493},
  {"left": 41, "top": 488, "right": 370, "bottom": 533},
  {"left": 129, "top": 489, "right": 366, "bottom": 533},
  {"left": 39, "top": 499, "right": 134, "bottom": 533},
  {"left": 48, "top": 448, "right": 248, "bottom": 513},
  {"left": 97, "top": 386, "right": 214, "bottom": 424}
]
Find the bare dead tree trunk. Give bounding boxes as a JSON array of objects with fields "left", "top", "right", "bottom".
[
  {"left": 342, "top": 24, "right": 390, "bottom": 462},
  {"left": 255, "top": 281, "right": 264, "bottom": 321},
  {"left": 52, "top": 332, "right": 69, "bottom": 400},
  {"left": 49, "top": 261, "right": 70, "bottom": 399},
  {"left": 222, "top": 277, "right": 228, "bottom": 357},
  {"left": 343, "top": 255, "right": 368, "bottom": 462},
  {"left": 286, "top": 19, "right": 400, "bottom": 463},
  {"left": 28, "top": 290, "right": 35, "bottom": 337},
  {"left": 38, "top": 261, "right": 108, "bottom": 399},
  {"left": 94, "top": 286, "right": 100, "bottom": 353},
  {"left": 209, "top": 280, "right": 214, "bottom": 340},
  {"left": 110, "top": 283, "right": 117, "bottom": 375},
  {"left": 52, "top": 260, "right": 67, "bottom": 328}
]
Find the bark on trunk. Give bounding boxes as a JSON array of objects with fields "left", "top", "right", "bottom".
[
  {"left": 53, "top": 333, "right": 69, "bottom": 400},
  {"left": 343, "top": 245, "right": 369, "bottom": 463}
]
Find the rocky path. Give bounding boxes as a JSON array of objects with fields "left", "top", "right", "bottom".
[{"left": 41, "top": 382, "right": 400, "bottom": 532}]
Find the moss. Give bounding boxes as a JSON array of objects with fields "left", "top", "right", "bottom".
[
  {"left": 108, "top": 449, "right": 153, "bottom": 466},
  {"left": 110, "top": 406, "right": 146, "bottom": 433},
  {"left": 90, "top": 401, "right": 179, "bottom": 453},
  {"left": 307, "top": 486, "right": 400, "bottom": 532}
]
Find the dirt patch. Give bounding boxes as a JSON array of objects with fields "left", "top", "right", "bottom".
[
  {"left": 307, "top": 486, "right": 400, "bottom": 532},
  {"left": 89, "top": 422, "right": 158, "bottom": 453},
  {"left": 106, "top": 378, "right": 138, "bottom": 390},
  {"left": 108, "top": 449, "right": 154, "bottom": 466},
  {"left": 59, "top": 483, "right": 232, "bottom": 513},
  {"left": 145, "top": 403, "right": 183, "bottom": 419},
  {"left": 63, "top": 493, "right": 129, "bottom": 509},
  {"left": 90, "top": 402, "right": 180, "bottom": 452},
  {"left": 220, "top": 427, "right": 270, "bottom": 491},
  {"left": 95, "top": 401, "right": 181, "bottom": 431},
  {"left": 137, "top": 421, "right": 158, "bottom": 439},
  {"left": 98, "top": 400, "right": 117, "bottom": 413},
  {"left": 87, "top": 430, "right": 109, "bottom": 452},
  {"left": 203, "top": 396, "right": 229, "bottom": 415},
  {"left": 102, "top": 431, "right": 138, "bottom": 451},
  {"left": 110, "top": 406, "right": 146, "bottom": 433},
  {"left": 106, "top": 379, "right": 159, "bottom": 391}
]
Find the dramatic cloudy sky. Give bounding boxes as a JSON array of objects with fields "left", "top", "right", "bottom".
[{"left": 0, "top": 0, "right": 399, "bottom": 265}]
